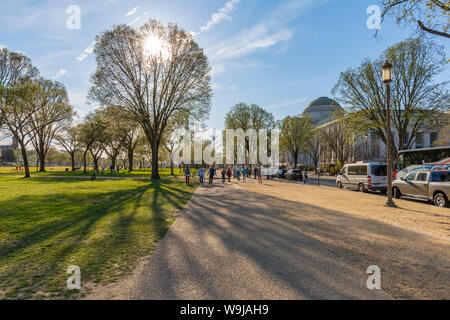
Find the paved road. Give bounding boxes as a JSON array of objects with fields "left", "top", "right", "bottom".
[
  {"left": 131, "top": 181, "right": 394, "bottom": 300},
  {"left": 289, "top": 175, "right": 337, "bottom": 188}
]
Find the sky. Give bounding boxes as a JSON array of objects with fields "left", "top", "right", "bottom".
[{"left": 0, "top": 0, "right": 448, "bottom": 131}]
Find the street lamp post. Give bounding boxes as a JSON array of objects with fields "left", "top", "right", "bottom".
[{"left": 382, "top": 61, "right": 397, "bottom": 208}]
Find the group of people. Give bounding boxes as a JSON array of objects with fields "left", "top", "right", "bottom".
[
  {"left": 98, "top": 165, "right": 122, "bottom": 175},
  {"left": 183, "top": 166, "right": 264, "bottom": 185}
]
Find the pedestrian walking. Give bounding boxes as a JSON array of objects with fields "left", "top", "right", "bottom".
[
  {"left": 208, "top": 166, "right": 216, "bottom": 185},
  {"left": 227, "top": 167, "right": 232, "bottom": 182},
  {"left": 242, "top": 168, "right": 247, "bottom": 182},
  {"left": 257, "top": 166, "right": 263, "bottom": 184},
  {"left": 237, "top": 168, "right": 241, "bottom": 181},
  {"left": 221, "top": 168, "right": 226, "bottom": 184},
  {"left": 304, "top": 170, "right": 308, "bottom": 184},
  {"left": 198, "top": 167, "right": 205, "bottom": 185},
  {"left": 184, "top": 166, "right": 191, "bottom": 185}
]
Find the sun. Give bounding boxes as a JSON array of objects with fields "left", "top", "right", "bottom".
[{"left": 143, "top": 34, "right": 169, "bottom": 60}]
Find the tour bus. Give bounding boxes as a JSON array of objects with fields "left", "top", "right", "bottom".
[{"left": 396, "top": 146, "right": 450, "bottom": 179}]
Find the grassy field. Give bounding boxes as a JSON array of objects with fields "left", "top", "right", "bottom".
[
  {"left": 0, "top": 167, "right": 186, "bottom": 178},
  {"left": 0, "top": 177, "right": 198, "bottom": 299}
]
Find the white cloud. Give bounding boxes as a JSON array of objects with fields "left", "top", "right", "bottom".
[
  {"left": 125, "top": 6, "right": 140, "bottom": 17},
  {"left": 53, "top": 69, "right": 67, "bottom": 79},
  {"left": 200, "top": 0, "right": 240, "bottom": 32},
  {"left": 76, "top": 53, "right": 88, "bottom": 62},
  {"left": 128, "top": 16, "right": 141, "bottom": 26},
  {"left": 207, "top": 24, "right": 293, "bottom": 64},
  {"left": 206, "top": 0, "right": 326, "bottom": 75},
  {"left": 264, "top": 98, "right": 307, "bottom": 109},
  {"left": 76, "top": 41, "right": 96, "bottom": 62}
]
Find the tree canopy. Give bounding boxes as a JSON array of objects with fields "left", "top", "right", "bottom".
[
  {"left": 89, "top": 20, "right": 211, "bottom": 179},
  {"left": 381, "top": 0, "right": 450, "bottom": 38}
]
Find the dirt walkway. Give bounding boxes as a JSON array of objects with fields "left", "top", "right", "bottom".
[{"left": 85, "top": 179, "right": 449, "bottom": 300}]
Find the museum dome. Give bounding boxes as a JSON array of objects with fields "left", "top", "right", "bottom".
[{"left": 303, "top": 96, "right": 343, "bottom": 126}]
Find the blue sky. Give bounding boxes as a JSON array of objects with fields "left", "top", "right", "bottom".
[{"left": 0, "top": 0, "right": 448, "bottom": 130}]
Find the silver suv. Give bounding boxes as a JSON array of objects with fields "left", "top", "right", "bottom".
[{"left": 336, "top": 162, "right": 387, "bottom": 193}]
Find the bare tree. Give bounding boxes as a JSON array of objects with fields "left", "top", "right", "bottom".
[
  {"left": 381, "top": 0, "right": 450, "bottom": 38},
  {"left": 332, "top": 38, "right": 449, "bottom": 162},
  {"left": 304, "top": 131, "right": 322, "bottom": 174},
  {"left": 0, "top": 49, "right": 39, "bottom": 177},
  {"left": 279, "top": 115, "right": 313, "bottom": 169},
  {"left": 56, "top": 124, "right": 83, "bottom": 171},
  {"left": 318, "top": 112, "right": 355, "bottom": 168},
  {"left": 28, "top": 78, "right": 75, "bottom": 172},
  {"left": 162, "top": 119, "right": 186, "bottom": 175},
  {"left": 89, "top": 20, "right": 211, "bottom": 179},
  {"left": 225, "top": 103, "right": 275, "bottom": 165},
  {"left": 79, "top": 111, "right": 107, "bottom": 174}
]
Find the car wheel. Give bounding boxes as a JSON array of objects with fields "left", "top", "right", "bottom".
[
  {"left": 357, "top": 183, "right": 365, "bottom": 193},
  {"left": 434, "top": 193, "right": 449, "bottom": 208},
  {"left": 337, "top": 181, "right": 343, "bottom": 189},
  {"left": 393, "top": 187, "right": 401, "bottom": 199}
]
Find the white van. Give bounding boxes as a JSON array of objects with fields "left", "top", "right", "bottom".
[{"left": 336, "top": 162, "right": 387, "bottom": 193}]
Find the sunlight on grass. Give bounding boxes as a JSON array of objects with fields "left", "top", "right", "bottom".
[
  {"left": 0, "top": 167, "right": 185, "bottom": 178},
  {"left": 0, "top": 177, "right": 198, "bottom": 299}
]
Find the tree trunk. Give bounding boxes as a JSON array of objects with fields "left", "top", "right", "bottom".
[
  {"left": 111, "top": 156, "right": 116, "bottom": 171},
  {"left": 294, "top": 152, "right": 298, "bottom": 169},
  {"left": 93, "top": 158, "right": 99, "bottom": 172},
  {"left": 20, "top": 145, "right": 31, "bottom": 178},
  {"left": 83, "top": 149, "right": 88, "bottom": 174},
  {"left": 38, "top": 138, "right": 46, "bottom": 172},
  {"left": 170, "top": 161, "right": 174, "bottom": 176},
  {"left": 128, "top": 150, "right": 134, "bottom": 172},
  {"left": 70, "top": 153, "right": 75, "bottom": 171},
  {"left": 151, "top": 141, "right": 161, "bottom": 180}
]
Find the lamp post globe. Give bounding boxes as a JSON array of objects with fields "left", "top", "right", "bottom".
[{"left": 382, "top": 60, "right": 393, "bottom": 83}]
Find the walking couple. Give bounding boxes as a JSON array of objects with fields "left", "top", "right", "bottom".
[{"left": 197, "top": 166, "right": 217, "bottom": 185}]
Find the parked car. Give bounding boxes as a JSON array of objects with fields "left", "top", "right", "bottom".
[
  {"left": 277, "top": 169, "right": 288, "bottom": 179},
  {"left": 286, "top": 169, "right": 303, "bottom": 181},
  {"left": 336, "top": 162, "right": 387, "bottom": 193},
  {"left": 392, "top": 170, "right": 450, "bottom": 207}
]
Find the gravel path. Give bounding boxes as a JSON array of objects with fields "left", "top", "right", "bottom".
[
  {"left": 130, "top": 181, "right": 406, "bottom": 300},
  {"left": 86, "top": 179, "right": 449, "bottom": 300}
]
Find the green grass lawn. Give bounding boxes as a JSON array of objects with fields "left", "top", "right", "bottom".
[
  {"left": 0, "top": 177, "right": 198, "bottom": 299},
  {"left": 0, "top": 168, "right": 187, "bottom": 178}
]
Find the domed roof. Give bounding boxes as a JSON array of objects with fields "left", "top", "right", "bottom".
[
  {"left": 303, "top": 97, "right": 343, "bottom": 114},
  {"left": 302, "top": 97, "right": 344, "bottom": 126}
]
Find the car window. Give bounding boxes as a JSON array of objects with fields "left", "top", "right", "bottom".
[
  {"left": 431, "top": 172, "right": 450, "bottom": 182},
  {"left": 356, "top": 166, "right": 367, "bottom": 175},
  {"left": 406, "top": 173, "right": 417, "bottom": 181},
  {"left": 416, "top": 173, "right": 428, "bottom": 182},
  {"left": 371, "top": 165, "right": 387, "bottom": 176},
  {"left": 342, "top": 167, "right": 347, "bottom": 175}
]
